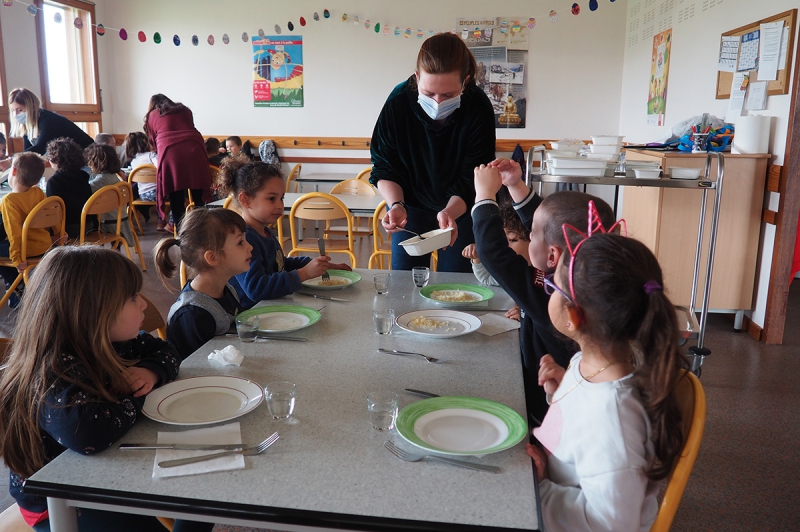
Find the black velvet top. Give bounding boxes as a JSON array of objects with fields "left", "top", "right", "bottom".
[{"left": 23, "top": 109, "right": 94, "bottom": 155}]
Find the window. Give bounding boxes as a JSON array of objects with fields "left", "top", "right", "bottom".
[
  {"left": 35, "top": 0, "right": 101, "bottom": 131},
  {"left": 0, "top": 18, "right": 9, "bottom": 156}
]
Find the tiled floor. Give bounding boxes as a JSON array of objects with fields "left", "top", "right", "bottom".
[{"left": 1, "top": 215, "right": 798, "bottom": 531}]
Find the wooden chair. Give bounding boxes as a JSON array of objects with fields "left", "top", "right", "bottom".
[
  {"left": 355, "top": 167, "right": 372, "bottom": 182},
  {"left": 287, "top": 192, "right": 357, "bottom": 268},
  {"left": 286, "top": 163, "right": 302, "bottom": 193},
  {"left": 368, "top": 201, "right": 392, "bottom": 269},
  {"left": 79, "top": 185, "right": 132, "bottom": 260},
  {"left": 0, "top": 197, "right": 67, "bottom": 308},
  {"left": 651, "top": 370, "right": 707, "bottom": 532},
  {"left": 114, "top": 182, "right": 147, "bottom": 271},
  {"left": 140, "top": 293, "right": 167, "bottom": 340},
  {"left": 326, "top": 179, "right": 376, "bottom": 240},
  {"left": 127, "top": 164, "right": 159, "bottom": 233}
]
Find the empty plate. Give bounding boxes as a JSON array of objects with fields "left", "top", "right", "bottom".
[{"left": 236, "top": 304, "right": 321, "bottom": 333}]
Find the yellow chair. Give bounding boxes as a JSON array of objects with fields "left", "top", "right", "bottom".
[
  {"left": 127, "top": 164, "right": 160, "bottom": 233},
  {"left": 79, "top": 185, "right": 132, "bottom": 260},
  {"left": 140, "top": 293, "right": 167, "bottom": 341},
  {"left": 114, "top": 182, "right": 147, "bottom": 271},
  {"left": 326, "top": 179, "right": 376, "bottom": 239},
  {"left": 286, "top": 163, "right": 302, "bottom": 193},
  {"left": 0, "top": 503, "right": 33, "bottom": 531},
  {"left": 287, "top": 192, "right": 357, "bottom": 268},
  {"left": 0, "top": 197, "right": 67, "bottom": 308},
  {"left": 651, "top": 370, "right": 707, "bottom": 532},
  {"left": 222, "top": 194, "right": 238, "bottom": 211},
  {"left": 368, "top": 201, "right": 392, "bottom": 269},
  {"left": 356, "top": 167, "right": 372, "bottom": 182}
]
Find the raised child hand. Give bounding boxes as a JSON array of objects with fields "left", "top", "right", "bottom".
[
  {"left": 298, "top": 256, "right": 332, "bottom": 281},
  {"left": 125, "top": 366, "right": 159, "bottom": 398},
  {"left": 526, "top": 443, "right": 549, "bottom": 481},
  {"left": 538, "top": 354, "right": 566, "bottom": 395},
  {"left": 473, "top": 164, "right": 503, "bottom": 201},
  {"left": 487, "top": 158, "right": 523, "bottom": 187},
  {"left": 462, "top": 243, "right": 479, "bottom": 262}
]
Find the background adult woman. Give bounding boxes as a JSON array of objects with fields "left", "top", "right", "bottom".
[
  {"left": 143, "top": 94, "right": 211, "bottom": 230},
  {"left": 369, "top": 33, "right": 495, "bottom": 272},
  {"left": 0, "top": 88, "right": 93, "bottom": 170}
]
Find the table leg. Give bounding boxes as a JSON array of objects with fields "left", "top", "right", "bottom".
[{"left": 47, "top": 498, "right": 78, "bottom": 532}]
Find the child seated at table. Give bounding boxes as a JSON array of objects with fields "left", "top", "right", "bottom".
[
  {"left": 462, "top": 203, "right": 530, "bottom": 320},
  {"left": 225, "top": 136, "right": 255, "bottom": 160},
  {"left": 154, "top": 208, "right": 251, "bottom": 359},
  {"left": 218, "top": 154, "right": 350, "bottom": 309},
  {"left": 473, "top": 159, "right": 616, "bottom": 425},
  {"left": 44, "top": 137, "right": 93, "bottom": 240},
  {"left": 0, "top": 153, "right": 49, "bottom": 308},
  {"left": 529, "top": 224, "right": 687, "bottom": 532},
  {"left": 206, "top": 137, "right": 225, "bottom": 167},
  {"left": 124, "top": 131, "right": 160, "bottom": 226},
  {"left": 0, "top": 246, "right": 213, "bottom": 532},
  {"left": 85, "top": 143, "right": 134, "bottom": 246}
]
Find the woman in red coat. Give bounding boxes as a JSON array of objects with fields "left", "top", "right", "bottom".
[{"left": 143, "top": 94, "right": 211, "bottom": 231}]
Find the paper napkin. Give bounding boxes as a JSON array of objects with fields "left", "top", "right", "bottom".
[
  {"left": 477, "top": 313, "right": 521, "bottom": 336},
  {"left": 208, "top": 345, "right": 244, "bottom": 366},
  {"left": 152, "top": 422, "right": 245, "bottom": 478}
]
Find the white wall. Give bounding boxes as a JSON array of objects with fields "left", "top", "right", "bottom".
[{"left": 619, "top": 0, "right": 797, "bottom": 327}]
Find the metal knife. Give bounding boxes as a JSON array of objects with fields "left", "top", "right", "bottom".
[
  {"left": 120, "top": 443, "right": 245, "bottom": 451},
  {"left": 257, "top": 335, "right": 308, "bottom": 342},
  {"left": 297, "top": 291, "right": 348, "bottom": 302},
  {"left": 404, "top": 388, "right": 440, "bottom": 398}
]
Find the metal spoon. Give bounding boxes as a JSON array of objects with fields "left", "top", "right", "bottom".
[{"left": 395, "top": 227, "right": 425, "bottom": 240}]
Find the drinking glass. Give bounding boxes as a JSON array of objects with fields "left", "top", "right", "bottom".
[
  {"left": 366, "top": 392, "right": 399, "bottom": 431},
  {"left": 374, "top": 273, "right": 391, "bottom": 294},
  {"left": 412, "top": 267, "right": 430, "bottom": 288},
  {"left": 373, "top": 309, "right": 395, "bottom": 335},
  {"left": 235, "top": 316, "right": 259, "bottom": 343},
  {"left": 265, "top": 381, "right": 296, "bottom": 420}
]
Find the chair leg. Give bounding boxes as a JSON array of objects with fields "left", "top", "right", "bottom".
[
  {"left": 132, "top": 209, "right": 145, "bottom": 234},
  {"left": 0, "top": 273, "right": 23, "bottom": 308},
  {"left": 130, "top": 222, "right": 146, "bottom": 271}
]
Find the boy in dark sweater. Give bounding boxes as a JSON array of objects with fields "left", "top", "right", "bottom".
[
  {"left": 44, "top": 137, "right": 93, "bottom": 239},
  {"left": 472, "top": 159, "right": 616, "bottom": 425}
]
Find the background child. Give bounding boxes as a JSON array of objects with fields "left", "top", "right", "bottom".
[
  {"left": 85, "top": 143, "right": 135, "bottom": 246},
  {"left": 472, "top": 159, "right": 616, "bottom": 425},
  {"left": 0, "top": 153, "right": 49, "bottom": 308},
  {"left": 0, "top": 246, "right": 211, "bottom": 532},
  {"left": 217, "top": 155, "right": 349, "bottom": 309},
  {"left": 124, "top": 131, "right": 160, "bottom": 226},
  {"left": 206, "top": 137, "right": 225, "bottom": 167},
  {"left": 44, "top": 137, "right": 92, "bottom": 239},
  {"left": 154, "top": 208, "right": 251, "bottom": 359},
  {"left": 530, "top": 231, "right": 687, "bottom": 532}
]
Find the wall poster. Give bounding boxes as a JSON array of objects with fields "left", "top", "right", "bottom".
[
  {"left": 253, "top": 35, "right": 304, "bottom": 107},
  {"left": 647, "top": 28, "right": 672, "bottom": 126}
]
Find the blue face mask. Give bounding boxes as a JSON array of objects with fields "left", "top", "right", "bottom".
[
  {"left": 418, "top": 92, "right": 462, "bottom": 120},
  {"left": 14, "top": 112, "right": 26, "bottom": 125}
]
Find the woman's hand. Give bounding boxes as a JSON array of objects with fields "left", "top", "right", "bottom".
[
  {"left": 437, "top": 210, "right": 458, "bottom": 246},
  {"left": 538, "top": 354, "right": 566, "bottom": 395},
  {"left": 526, "top": 443, "right": 549, "bottom": 481},
  {"left": 381, "top": 204, "right": 407, "bottom": 233},
  {"left": 297, "top": 256, "right": 332, "bottom": 281},
  {"left": 125, "top": 367, "right": 159, "bottom": 397}
]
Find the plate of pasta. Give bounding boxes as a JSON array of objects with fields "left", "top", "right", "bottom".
[
  {"left": 395, "top": 310, "right": 482, "bottom": 338},
  {"left": 419, "top": 283, "right": 494, "bottom": 305},
  {"left": 301, "top": 270, "right": 361, "bottom": 290}
]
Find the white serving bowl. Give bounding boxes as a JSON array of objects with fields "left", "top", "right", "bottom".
[
  {"left": 588, "top": 144, "right": 622, "bottom": 154},
  {"left": 399, "top": 228, "right": 453, "bottom": 256},
  {"left": 549, "top": 157, "right": 607, "bottom": 169},
  {"left": 633, "top": 168, "right": 662, "bottom": 179},
  {"left": 546, "top": 149, "right": 581, "bottom": 160},
  {"left": 591, "top": 135, "right": 625, "bottom": 145},
  {"left": 669, "top": 167, "right": 702, "bottom": 180},
  {"left": 550, "top": 141, "right": 584, "bottom": 150},
  {"left": 586, "top": 152, "right": 619, "bottom": 161},
  {"left": 549, "top": 166, "right": 606, "bottom": 177}
]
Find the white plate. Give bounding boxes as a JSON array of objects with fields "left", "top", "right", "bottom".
[
  {"left": 414, "top": 409, "right": 508, "bottom": 452},
  {"left": 143, "top": 376, "right": 264, "bottom": 426},
  {"left": 395, "top": 310, "right": 482, "bottom": 338},
  {"left": 300, "top": 270, "right": 361, "bottom": 290}
]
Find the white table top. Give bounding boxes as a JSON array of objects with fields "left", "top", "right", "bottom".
[
  {"left": 296, "top": 172, "right": 356, "bottom": 183},
  {"left": 209, "top": 192, "right": 383, "bottom": 215},
  {"left": 27, "top": 271, "right": 539, "bottom": 531}
]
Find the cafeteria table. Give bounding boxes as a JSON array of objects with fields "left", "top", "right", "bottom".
[{"left": 26, "top": 270, "right": 541, "bottom": 532}]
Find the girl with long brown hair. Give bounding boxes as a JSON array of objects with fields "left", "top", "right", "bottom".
[{"left": 530, "top": 227, "right": 688, "bottom": 531}]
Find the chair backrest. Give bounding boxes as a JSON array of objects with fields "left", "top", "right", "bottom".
[
  {"left": 355, "top": 167, "right": 372, "bottom": 182},
  {"left": 290, "top": 192, "right": 352, "bottom": 223},
  {"left": 330, "top": 178, "right": 377, "bottom": 196},
  {"left": 651, "top": 370, "right": 706, "bottom": 532},
  {"left": 140, "top": 294, "right": 167, "bottom": 340},
  {"left": 81, "top": 185, "right": 123, "bottom": 236},
  {"left": 21, "top": 197, "right": 67, "bottom": 258},
  {"left": 372, "top": 200, "right": 388, "bottom": 253},
  {"left": 286, "top": 163, "right": 302, "bottom": 193},
  {"left": 114, "top": 181, "right": 135, "bottom": 206},
  {"left": 128, "top": 164, "right": 157, "bottom": 184},
  {"left": 222, "top": 194, "right": 242, "bottom": 214}
]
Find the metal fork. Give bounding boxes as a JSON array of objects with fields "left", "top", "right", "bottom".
[
  {"left": 158, "top": 432, "right": 279, "bottom": 468},
  {"left": 383, "top": 440, "right": 500, "bottom": 473},
  {"left": 377, "top": 348, "right": 444, "bottom": 364},
  {"left": 318, "top": 238, "right": 330, "bottom": 282}
]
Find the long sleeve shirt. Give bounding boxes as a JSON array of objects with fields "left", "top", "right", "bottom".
[
  {"left": 0, "top": 186, "right": 50, "bottom": 264},
  {"left": 23, "top": 109, "right": 94, "bottom": 155}
]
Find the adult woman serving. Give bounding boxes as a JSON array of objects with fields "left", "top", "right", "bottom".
[
  {"left": 144, "top": 94, "right": 211, "bottom": 230},
  {"left": 369, "top": 33, "right": 495, "bottom": 272},
  {"left": 0, "top": 88, "right": 93, "bottom": 170}
]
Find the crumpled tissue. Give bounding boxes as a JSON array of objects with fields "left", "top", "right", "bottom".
[{"left": 208, "top": 345, "right": 244, "bottom": 366}]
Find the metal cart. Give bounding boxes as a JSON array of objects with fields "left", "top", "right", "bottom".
[{"left": 526, "top": 148, "right": 726, "bottom": 375}]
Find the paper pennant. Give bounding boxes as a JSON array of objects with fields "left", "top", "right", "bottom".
[
  {"left": 461, "top": 28, "right": 468, "bottom": 39},
  {"left": 353, "top": 15, "right": 359, "bottom": 25},
  {"left": 429, "top": 30, "right": 434, "bottom": 37},
  {"left": 53, "top": 12, "right": 62, "bottom": 23},
  {"left": 384, "top": 25, "right": 389, "bottom": 35},
  {"left": 120, "top": 28, "right": 128, "bottom": 40},
  {"left": 394, "top": 26, "right": 400, "bottom": 36},
  {"left": 500, "top": 20, "right": 508, "bottom": 34},
  {"left": 74, "top": 17, "right": 83, "bottom": 29},
  {"left": 2, "top": 1, "right": 12, "bottom": 7},
  {"left": 341, "top": 13, "right": 347, "bottom": 22},
  {"left": 300, "top": 17, "right": 306, "bottom": 26},
  {"left": 572, "top": 3, "right": 581, "bottom": 15},
  {"left": 154, "top": 32, "right": 161, "bottom": 44},
  {"left": 485, "top": 28, "right": 492, "bottom": 38},
  {"left": 364, "top": 19, "right": 370, "bottom": 29},
  {"left": 258, "top": 28, "right": 265, "bottom": 38},
  {"left": 512, "top": 21, "right": 521, "bottom": 32},
  {"left": 191, "top": 35, "right": 199, "bottom": 46},
  {"left": 404, "top": 27, "right": 411, "bottom": 38},
  {"left": 241, "top": 32, "right": 248, "bottom": 42},
  {"left": 374, "top": 22, "right": 380, "bottom": 33},
  {"left": 313, "top": 12, "right": 319, "bottom": 21},
  {"left": 274, "top": 24, "right": 281, "bottom": 34},
  {"left": 173, "top": 34, "right": 180, "bottom": 46},
  {"left": 27, "top": 4, "right": 36, "bottom": 16},
  {"left": 590, "top": 0, "right": 599, "bottom": 10},
  {"left": 527, "top": 18, "right": 536, "bottom": 29},
  {"left": 207, "top": 35, "right": 214, "bottom": 45},
  {"left": 417, "top": 28, "right": 423, "bottom": 38},
  {"left": 222, "top": 33, "right": 229, "bottom": 44},
  {"left": 323, "top": 9, "right": 330, "bottom": 19},
  {"left": 549, "top": 10, "right": 558, "bottom": 23},
  {"left": 96, "top": 24, "right": 105, "bottom": 36},
  {"left": 287, "top": 21, "right": 294, "bottom": 31},
  {"left": 137, "top": 31, "right": 146, "bottom": 42}
]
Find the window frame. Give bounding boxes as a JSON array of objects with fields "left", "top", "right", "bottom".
[
  {"left": 34, "top": 0, "right": 102, "bottom": 129},
  {"left": 0, "top": 17, "right": 9, "bottom": 152}
]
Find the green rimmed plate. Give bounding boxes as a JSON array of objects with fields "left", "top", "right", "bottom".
[
  {"left": 301, "top": 270, "right": 362, "bottom": 290},
  {"left": 396, "top": 396, "right": 527, "bottom": 455},
  {"left": 419, "top": 283, "right": 495, "bottom": 305},
  {"left": 236, "top": 305, "right": 321, "bottom": 333}
]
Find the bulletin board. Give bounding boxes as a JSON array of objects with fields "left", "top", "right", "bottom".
[{"left": 715, "top": 9, "right": 797, "bottom": 99}]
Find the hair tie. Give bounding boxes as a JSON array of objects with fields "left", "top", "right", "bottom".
[
  {"left": 643, "top": 280, "right": 662, "bottom": 295},
  {"left": 175, "top": 238, "right": 181, "bottom": 247}
]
